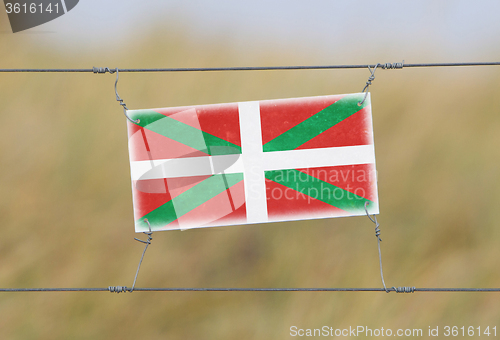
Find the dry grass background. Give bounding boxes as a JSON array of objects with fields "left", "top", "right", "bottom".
[{"left": 1, "top": 19, "right": 500, "bottom": 340}]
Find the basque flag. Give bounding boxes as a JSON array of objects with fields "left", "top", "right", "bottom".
[{"left": 127, "top": 93, "right": 378, "bottom": 232}]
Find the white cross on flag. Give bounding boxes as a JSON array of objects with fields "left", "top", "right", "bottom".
[{"left": 127, "top": 93, "right": 378, "bottom": 232}]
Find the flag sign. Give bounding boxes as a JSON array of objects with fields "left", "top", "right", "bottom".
[{"left": 127, "top": 93, "right": 378, "bottom": 232}]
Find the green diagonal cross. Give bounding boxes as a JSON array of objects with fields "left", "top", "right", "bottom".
[
  {"left": 135, "top": 173, "right": 244, "bottom": 231},
  {"left": 128, "top": 110, "right": 242, "bottom": 155},
  {"left": 265, "top": 169, "right": 375, "bottom": 214},
  {"left": 263, "top": 93, "right": 367, "bottom": 152}
]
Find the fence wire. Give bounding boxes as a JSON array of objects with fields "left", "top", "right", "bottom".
[
  {"left": 0, "top": 287, "right": 499, "bottom": 293},
  {"left": 0, "top": 61, "right": 499, "bottom": 73}
]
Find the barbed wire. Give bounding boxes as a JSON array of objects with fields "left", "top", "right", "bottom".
[
  {"left": 0, "top": 61, "right": 499, "bottom": 73},
  {"left": 0, "top": 287, "right": 499, "bottom": 293}
]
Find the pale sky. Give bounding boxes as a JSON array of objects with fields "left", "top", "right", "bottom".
[{"left": 2, "top": 0, "right": 500, "bottom": 61}]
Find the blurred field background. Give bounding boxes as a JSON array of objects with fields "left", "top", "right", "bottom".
[{"left": 1, "top": 2, "right": 500, "bottom": 339}]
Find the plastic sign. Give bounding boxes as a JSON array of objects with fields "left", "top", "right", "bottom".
[{"left": 127, "top": 93, "right": 379, "bottom": 232}]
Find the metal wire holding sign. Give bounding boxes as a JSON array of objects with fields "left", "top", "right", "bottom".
[
  {"left": 1, "top": 287, "right": 499, "bottom": 293},
  {"left": 0, "top": 60, "right": 499, "bottom": 294},
  {"left": 0, "top": 61, "right": 499, "bottom": 73}
]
